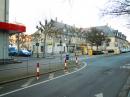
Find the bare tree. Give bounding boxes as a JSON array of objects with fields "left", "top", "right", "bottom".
[
  {"left": 36, "top": 19, "right": 63, "bottom": 57},
  {"left": 86, "top": 27, "right": 106, "bottom": 50},
  {"left": 31, "top": 31, "right": 42, "bottom": 58},
  {"left": 102, "top": 0, "right": 130, "bottom": 16}
]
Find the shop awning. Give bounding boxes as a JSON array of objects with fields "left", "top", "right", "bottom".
[{"left": 0, "top": 22, "right": 26, "bottom": 33}]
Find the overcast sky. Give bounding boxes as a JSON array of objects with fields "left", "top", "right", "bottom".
[{"left": 9, "top": 0, "right": 130, "bottom": 41}]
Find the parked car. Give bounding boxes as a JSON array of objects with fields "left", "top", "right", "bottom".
[
  {"left": 8, "top": 47, "right": 18, "bottom": 56},
  {"left": 18, "top": 49, "right": 32, "bottom": 57}
]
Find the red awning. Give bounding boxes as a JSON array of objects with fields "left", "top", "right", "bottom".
[{"left": 0, "top": 22, "right": 26, "bottom": 32}]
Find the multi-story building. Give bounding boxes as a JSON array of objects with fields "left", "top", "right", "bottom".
[
  {"left": 31, "top": 20, "right": 130, "bottom": 57},
  {"left": 31, "top": 19, "right": 87, "bottom": 57},
  {"left": 96, "top": 25, "right": 129, "bottom": 54}
]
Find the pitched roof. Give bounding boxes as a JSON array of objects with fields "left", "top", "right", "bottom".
[{"left": 95, "top": 25, "right": 117, "bottom": 37}]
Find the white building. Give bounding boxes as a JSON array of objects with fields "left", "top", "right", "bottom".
[{"left": 31, "top": 19, "right": 86, "bottom": 57}]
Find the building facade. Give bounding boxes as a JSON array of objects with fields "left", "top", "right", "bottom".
[
  {"left": 96, "top": 25, "right": 129, "bottom": 54},
  {"left": 31, "top": 19, "right": 86, "bottom": 57},
  {"left": 31, "top": 20, "right": 130, "bottom": 57}
]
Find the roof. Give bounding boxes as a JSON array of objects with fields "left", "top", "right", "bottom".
[
  {"left": 96, "top": 25, "right": 117, "bottom": 37},
  {"left": 0, "top": 22, "right": 26, "bottom": 33}
]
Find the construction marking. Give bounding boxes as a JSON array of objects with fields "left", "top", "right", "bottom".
[
  {"left": 49, "top": 73, "right": 54, "bottom": 79},
  {"left": 21, "top": 78, "right": 35, "bottom": 88},
  {"left": 0, "top": 63, "right": 87, "bottom": 97}
]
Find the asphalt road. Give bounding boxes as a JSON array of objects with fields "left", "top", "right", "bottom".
[{"left": 1, "top": 53, "right": 130, "bottom": 97}]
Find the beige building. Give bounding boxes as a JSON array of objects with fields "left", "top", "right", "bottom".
[
  {"left": 96, "top": 25, "right": 129, "bottom": 54},
  {"left": 31, "top": 20, "right": 130, "bottom": 57},
  {"left": 31, "top": 19, "right": 86, "bottom": 57}
]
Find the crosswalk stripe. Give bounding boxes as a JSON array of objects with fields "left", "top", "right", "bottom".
[{"left": 21, "top": 78, "right": 34, "bottom": 88}]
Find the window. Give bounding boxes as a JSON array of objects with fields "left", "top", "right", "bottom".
[{"left": 41, "top": 46, "right": 44, "bottom": 52}]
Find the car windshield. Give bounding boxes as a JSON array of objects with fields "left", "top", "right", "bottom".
[{"left": 1, "top": 0, "right": 130, "bottom": 97}]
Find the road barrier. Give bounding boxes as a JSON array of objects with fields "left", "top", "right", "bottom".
[
  {"left": 76, "top": 56, "right": 79, "bottom": 66},
  {"left": 64, "top": 59, "right": 68, "bottom": 70},
  {"left": 36, "top": 63, "right": 40, "bottom": 80}
]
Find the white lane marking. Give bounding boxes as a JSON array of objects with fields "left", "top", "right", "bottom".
[
  {"left": 120, "top": 66, "right": 130, "bottom": 69},
  {"left": 126, "top": 64, "right": 130, "bottom": 65},
  {"left": 0, "top": 63, "right": 87, "bottom": 97},
  {"left": 95, "top": 93, "right": 103, "bottom": 97},
  {"left": 21, "top": 78, "right": 35, "bottom": 88},
  {"left": 49, "top": 73, "right": 54, "bottom": 79}
]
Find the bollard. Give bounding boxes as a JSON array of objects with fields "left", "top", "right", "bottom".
[
  {"left": 36, "top": 63, "right": 40, "bottom": 80},
  {"left": 76, "top": 56, "right": 78, "bottom": 64},
  {"left": 64, "top": 59, "right": 67, "bottom": 70},
  {"left": 76, "top": 56, "right": 79, "bottom": 67}
]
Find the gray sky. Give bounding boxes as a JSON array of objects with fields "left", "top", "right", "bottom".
[{"left": 9, "top": 0, "right": 130, "bottom": 41}]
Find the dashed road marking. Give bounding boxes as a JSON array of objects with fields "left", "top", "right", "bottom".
[
  {"left": 21, "top": 78, "right": 35, "bottom": 88},
  {"left": 49, "top": 73, "right": 54, "bottom": 79},
  {"left": 120, "top": 64, "right": 130, "bottom": 69},
  {"left": 95, "top": 93, "right": 103, "bottom": 97}
]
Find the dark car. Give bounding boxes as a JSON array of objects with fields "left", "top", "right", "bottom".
[
  {"left": 8, "top": 47, "right": 18, "bottom": 56},
  {"left": 18, "top": 49, "right": 32, "bottom": 57}
]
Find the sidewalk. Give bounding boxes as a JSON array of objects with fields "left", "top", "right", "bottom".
[
  {"left": 0, "top": 53, "right": 85, "bottom": 84},
  {"left": 0, "top": 53, "right": 115, "bottom": 84}
]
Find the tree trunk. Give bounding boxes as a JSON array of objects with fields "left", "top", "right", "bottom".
[
  {"left": 91, "top": 45, "right": 93, "bottom": 50},
  {"left": 17, "top": 33, "right": 20, "bottom": 52},
  {"left": 51, "top": 37, "right": 55, "bottom": 55},
  {"left": 96, "top": 45, "right": 98, "bottom": 51},
  {"left": 43, "top": 33, "right": 47, "bottom": 58}
]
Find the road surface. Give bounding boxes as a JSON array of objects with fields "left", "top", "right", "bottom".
[{"left": 0, "top": 53, "right": 130, "bottom": 97}]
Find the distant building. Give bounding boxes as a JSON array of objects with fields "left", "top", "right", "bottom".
[
  {"left": 96, "top": 25, "right": 129, "bottom": 54},
  {"left": 9, "top": 34, "right": 32, "bottom": 50},
  {"left": 31, "top": 20, "right": 130, "bottom": 57}
]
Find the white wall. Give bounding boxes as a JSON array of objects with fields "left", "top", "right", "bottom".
[
  {"left": 0, "top": 0, "right": 9, "bottom": 22},
  {"left": 0, "top": 0, "right": 9, "bottom": 59},
  {"left": 0, "top": 32, "right": 9, "bottom": 59}
]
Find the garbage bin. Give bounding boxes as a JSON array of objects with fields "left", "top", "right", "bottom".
[{"left": 66, "top": 54, "right": 69, "bottom": 60}]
